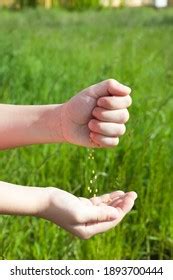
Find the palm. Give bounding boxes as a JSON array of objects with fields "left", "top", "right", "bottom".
[
  {"left": 70, "top": 191, "right": 137, "bottom": 238},
  {"left": 48, "top": 188, "right": 137, "bottom": 239}
]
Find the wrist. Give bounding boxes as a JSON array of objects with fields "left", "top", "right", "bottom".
[
  {"left": 31, "top": 104, "right": 66, "bottom": 144},
  {"left": 36, "top": 187, "right": 58, "bottom": 221},
  {"left": 34, "top": 187, "right": 55, "bottom": 218},
  {"left": 50, "top": 104, "right": 67, "bottom": 144}
]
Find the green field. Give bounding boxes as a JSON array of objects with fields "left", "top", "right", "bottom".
[{"left": 0, "top": 7, "right": 173, "bottom": 260}]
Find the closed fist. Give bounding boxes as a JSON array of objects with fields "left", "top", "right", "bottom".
[{"left": 61, "top": 79, "right": 132, "bottom": 148}]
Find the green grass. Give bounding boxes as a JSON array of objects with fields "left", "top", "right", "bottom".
[{"left": 0, "top": 7, "right": 173, "bottom": 260}]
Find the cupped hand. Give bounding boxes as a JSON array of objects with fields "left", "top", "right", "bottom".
[
  {"left": 41, "top": 188, "right": 137, "bottom": 239},
  {"left": 61, "top": 79, "right": 132, "bottom": 148}
]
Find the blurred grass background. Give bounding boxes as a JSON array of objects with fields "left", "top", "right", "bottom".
[{"left": 0, "top": 6, "right": 173, "bottom": 259}]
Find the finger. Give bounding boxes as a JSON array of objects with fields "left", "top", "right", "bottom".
[
  {"left": 88, "top": 79, "right": 131, "bottom": 98},
  {"left": 111, "top": 192, "right": 137, "bottom": 214},
  {"left": 109, "top": 196, "right": 124, "bottom": 207},
  {"left": 88, "top": 119, "right": 126, "bottom": 137},
  {"left": 84, "top": 205, "right": 120, "bottom": 223},
  {"left": 108, "top": 191, "right": 137, "bottom": 207},
  {"left": 90, "top": 191, "right": 125, "bottom": 206},
  {"left": 126, "top": 191, "right": 138, "bottom": 200},
  {"left": 84, "top": 193, "right": 137, "bottom": 238},
  {"left": 97, "top": 95, "right": 132, "bottom": 110},
  {"left": 121, "top": 191, "right": 138, "bottom": 204},
  {"left": 90, "top": 132, "right": 119, "bottom": 147},
  {"left": 85, "top": 218, "right": 123, "bottom": 236},
  {"left": 92, "top": 107, "right": 129, "bottom": 123},
  {"left": 85, "top": 206, "right": 129, "bottom": 237}
]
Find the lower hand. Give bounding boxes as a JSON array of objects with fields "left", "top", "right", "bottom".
[{"left": 40, "top": 187, "right": 137, "bottom": 239}]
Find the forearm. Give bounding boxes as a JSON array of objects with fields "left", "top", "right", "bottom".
[
  {"left": 0, "top": 104, "right": 65, "bottom": 149},
  {"left": 0, "top": 181, "right": 50, "bottom": 217}
]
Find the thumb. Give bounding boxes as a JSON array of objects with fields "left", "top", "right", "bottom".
[{"left": 87, "top": 79, "right": 131, "bottom": 99}]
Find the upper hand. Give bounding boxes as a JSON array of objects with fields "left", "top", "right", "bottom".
[{"left": 60, "top": 79, "right": 132, "bottom": 148}]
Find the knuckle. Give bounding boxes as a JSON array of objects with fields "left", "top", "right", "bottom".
[
  {"left": 100, "top": 97, "right": 109, "bottom": 107},
  {"left": 107, "top": 78, "right": 116, "bottom": 88},
  {"left": 92, "top": 107, "right": 99, "bottom": 118},
  {"left": 93, "top": 107, "right": 103, "bottom": 119},
  {"left": 89, "top": 119, "right": 96, "bottom": 130}
]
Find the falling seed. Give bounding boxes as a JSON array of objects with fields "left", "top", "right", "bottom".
[{"left": 87, "top": 149, "right": 97, "bottom": 195}]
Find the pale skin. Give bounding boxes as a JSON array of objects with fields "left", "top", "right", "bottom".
[{"left": 0, "top": 79, "right": 137, "bottom": 239}]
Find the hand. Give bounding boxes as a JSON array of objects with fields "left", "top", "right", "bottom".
[
  {"left": 61, "top": 79, "right": 132, "bottom": 148},
  {"left": 41, "top": 188, "right": 137, "bottom": 239}
]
